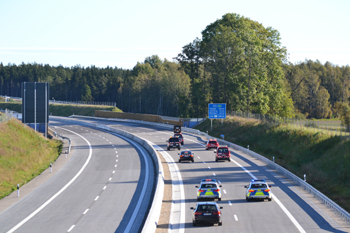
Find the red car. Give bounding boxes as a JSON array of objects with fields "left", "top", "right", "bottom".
[
  {"left": 174, "top": 133, "right": 184, "bottom": 145},
  {"left": 206, "top": 139, "right": 219, "bottom": 150},
  {"left": 214, "top": 146, "right": 231, "bottom": 162}
]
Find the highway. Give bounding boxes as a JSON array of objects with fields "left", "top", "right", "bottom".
[
  {"left": 0, "top": 119, "right": 155, "bottom": 233},
  {"left": 69, "top": 117, "right": 349, "bottom": 233},
  {"left": 1, "top": 116, "right": 349, "bottom": 233}
]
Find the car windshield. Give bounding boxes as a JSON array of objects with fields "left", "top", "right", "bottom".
[
  {"left": 251, "top": 183, "right": 267, "bottom": 189},
  {"left": 200, "top": 183, "right": 217, "bottom": 189},
  {"left": 218, "top": 148, "right": 228, "bottom": 153},
  {"left": 197, "top": 205, "right": 217, "bottom": 211},
  {"left": 169, "top": 138, "right": 179, "bottom": 142},
  {"left": 181, "top": 151, "right": 191, "bottom": 155}
]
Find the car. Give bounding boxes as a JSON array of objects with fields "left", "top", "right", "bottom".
[
  {"left": 174, "top": 133, "right": 184, "bottom": 145},
  {"left": 214, "top": 146, "right": 231, "bottom": 162},
  {"left": 244, "top": 179, "right": 272, "bottom": 202},
  {"left": 206, "top": 139, "right": 219, "bottom": 150},
  {"left": 178, "top": 150, "right": 194, "bottom": 162},
  {"left": 196, "top": 179, "right": 222, "bottom": 201},
  {"left": 191, "top": 202, "right": 223, "bottom": 226},
  {"left": 166, "top": 137, "right": 181, "bottom": 150}
]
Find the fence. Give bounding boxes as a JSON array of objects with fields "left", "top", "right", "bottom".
[
  {"left": 228, "top": 111, "right": 349, "bottom": 136},
  {"left": 50, "top": 100, "right": 116, "bottom": 107},
  {"left": 0, "top": 109, "right": 15, "bottom": 123}
]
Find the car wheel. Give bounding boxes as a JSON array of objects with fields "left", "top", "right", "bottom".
[
  {"left": 193, "top": 221, "right": 197, "bottom": 226},
  {"left": 178, "top": 159, "right": 181, "bottom": 163},
  {"left": 167, "top": 147, "right": 169, "bottom": 150},
  {"left": 192, "top": 159, "right": 194, "bottom": 163},
  {"left": 246, "top": 197, "right": 251, "bottom": 202},
  {"left": 215, "top": 159, "right": 218, "bottom": 162},
  {"left": 218, "top": 222, "right": 222, "bottom": 226},
  {"left": 181, "top": 142, "right": 184, "bottom": 145},
  {"left": 218, "top": 198, "right": 221, "bottom": 201},
  {"left": 205, "top": 148, "right": 208, "bottom": 150},
  {"left": 268, "top": 198, "right": 272, "bottom": 201},
  {"left": 228, "top": 159, "right": 231, "bottom": 162}
]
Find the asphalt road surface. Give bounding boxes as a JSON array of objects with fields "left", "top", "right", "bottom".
[{"left": 0, "top": 119, "right": 155, "bottom": 233}]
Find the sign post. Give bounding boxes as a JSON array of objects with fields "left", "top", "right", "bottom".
[{"left": 208, "top": 103, "right": 226, "bottom": 132}]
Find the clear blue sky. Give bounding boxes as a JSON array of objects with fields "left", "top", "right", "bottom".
[{"left": 1, "top": 0, "right": 349, "bottom": 69}]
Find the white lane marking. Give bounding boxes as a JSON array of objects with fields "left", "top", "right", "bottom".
[
  {"left": 230, "top": 158, "right": 306, "bottom": 233},
  {"left": 213, "top": 173, "right": 216, "bottom": 176},
  {"left": 203, "top": 161, "right": 205, "bottom": 164},
  {"left": 109, "top": 142, "right": 112, "bottom": 144},
  {"left": 234, "top": 215, "right": 238, "bottom": 221},
  {"left": 109, "top": 177, "right": 112, "bottom": 181},
  {"left": 103, "top": 186, "right": 107, "bottom": 190},
  {"left": 114, "top": 148, "right": 117, "bottom": 150},
  {"left": 223, "top": 190, "right": 227, "bottom": 194},
  {"left": 112, "top": 145, "right": 114, "bottom": 147},
  {"left": 117, "top": 155, "right": 118, "bottom": 157},
  {"left": 67, "top": 225, "right": 75, "bottom": 232},
  {"left": 115, "top": 151, "right": 118, "bottom": 153},
  {"left": 115, "top": 165, "right": 117, "bottom": 167},
  {"left": 228, "top": 201, "right": 232, "bottom": 206},
  {"left": 197, "top": 156, "right": 200, "bottom": 159},
  {"left": 7, "top": 127, "right": 93, "bottom": 233},
  {"left": 94, "top": 196, "right": 99, "bottom": 201},
  {"left": 116, "top": 159, "right": 118, "bottom": 162},
  {"left": 208, "top": 167, "right": 211, "bottom": 169},
  {"left": 83, "top": 209, "right": 89, "bottom": 214},
  {"left": 218, "top": 180, "right": 221, "bottom": 184},
  {"left": 113, "top": 171, "right": 115, "bottom": 174}
]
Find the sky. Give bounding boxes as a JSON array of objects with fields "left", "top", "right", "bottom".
[{"left": 0, "top": 0, "right": 349, "bottom": 69}]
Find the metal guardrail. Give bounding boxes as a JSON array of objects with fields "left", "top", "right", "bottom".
[
  {"left": 67, "top": 115, "right": 350, "bottom": 226},
  {"left": 50, "top": 128, "right": 71, "bottom": 154}
]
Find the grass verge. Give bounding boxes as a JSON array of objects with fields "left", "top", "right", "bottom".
[
  {"left": 195, "top": 116, "right": 350, "bottom": 213},
  {"left": 0, "top": 118, "right": 62, "bottom": 199}
]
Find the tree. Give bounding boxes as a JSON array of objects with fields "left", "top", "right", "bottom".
[{"left": 81, "top": 84, "right": 94, "bottom": 101}]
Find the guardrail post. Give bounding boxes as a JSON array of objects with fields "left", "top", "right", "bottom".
[
  {"left": 304, "top": 174, "right": 306, "bottom": 182},
  {"left": 17, "top": 184, "right": 20, "bottom": 197},
  {"left": 273, "top": 156, "right": 275, "bottom": 163},
  {"left": 247, "top": 145, "right": 249, "bottom": 150},
  {"left": 50, "top": 163, "right": 52, "bottom": 173}
]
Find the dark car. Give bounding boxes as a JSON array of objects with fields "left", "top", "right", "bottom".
[
  {"left": 214, "top": 146, "right": 231, "bottom": 162},
  {"left": 191, "top": 202, "right": 223, "bottom": 226},
  {"left": 178, "top": 150, "right": 194, "bottom": 162},
  {"left": 174, "top": 133, "right": 184, "bottom": 145},
  {"left": 166, "top": 137, "right": 181, "bottom": 150}
]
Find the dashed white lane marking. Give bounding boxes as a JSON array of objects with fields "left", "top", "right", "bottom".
[
  {"left": 228, "top": 201, "right": 232, "bottom": 206},
  {"left": 94, "top": 196, "right": 99, "bottom": 201},
  {"left": 208, "top": 167, "right": 211, "bottom": 169},
  {"left": 197, "top": 156, "right": 200, "bottom": 159},
  {"left": 203, "top": 161, "right": 205, "bottom": 164},
  {"left": 234, "top": 215, "right": 238, "bottom": 221},
  {"left": 109, "top": 177, "right": 112, "bottom": 181},
  {"left": 115, "top": 165, "right": 117, "bottom": 167},
  {"left": 116, "top": 159, "right": 118, "bottom": 162},
  {"left": 109, "top": 142, "right": 112, "bottom": 144},
  {"left": 213, "top": 173, "right": 216, "bottom": 176},
  {"left": 83, "top": 209, "right": 89, "bottom": 215},
  {"left": 223, "top": 190, "right": 227, "bottom": 194},
  {"left": 113, "top": 171, "right": 115, "bottom": 174},
  {"left": 115, "top": 151, "right": 118, "bottom": 153},
  {"left": 230, "top": 158, "right": 306, "bottom": 233},
  {"left": 103, "top": 186, "right": 107, "bottom": 190},
  {"left": 67, "top": 225, "right": 75, "bottom": 232}
]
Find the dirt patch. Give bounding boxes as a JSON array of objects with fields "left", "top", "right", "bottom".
[{"left": 155, "top": 152, "right": 172, "bottom": 233}]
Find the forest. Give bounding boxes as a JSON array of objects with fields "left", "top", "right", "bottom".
[{"left": 0, "top": 13, "right": 349, "bottom": 119}]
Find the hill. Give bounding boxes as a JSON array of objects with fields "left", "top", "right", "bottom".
[{"left": 0, "top": 118, "right": 62, "bottom": 199}]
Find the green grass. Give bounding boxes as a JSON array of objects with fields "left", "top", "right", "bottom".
[
  {"left": 0, "top": 102, "right": 122, "bottom": 117},
  {"left": 0, "top": 118, "right": 62, "bottom": 199},
  {"left": 196, "top": 116, "right": 350, "bottom": 212}
]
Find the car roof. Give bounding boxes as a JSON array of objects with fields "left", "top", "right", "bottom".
[
  {"left": 200, "top": 179, "right": 217, "bottom": 184},
  {"left": 250, "top": 179, "right": 267, "bottom": 184},
  {"left": 196, "top": 202, "right": 217, "bottom": 205}
]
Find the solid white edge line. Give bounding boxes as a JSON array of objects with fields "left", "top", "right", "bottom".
[
  {"left": 234, "top": 215, "right": 238, "bottom": 221},
  {"left": 7, "top": 127, "right": 93, "bottom": 233},
  {"left": 230, "top": 158, "right": 306, "bottom": 233}
]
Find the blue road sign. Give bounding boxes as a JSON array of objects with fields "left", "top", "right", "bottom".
[{"left": 208, "top": 103, "right": 226, "bottom": 119}]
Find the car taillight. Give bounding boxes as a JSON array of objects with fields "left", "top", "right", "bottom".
[
  {"left": 191, "top": 154, "right": 193, "bottom": 157},
  {"left": 264, "top": 189, "right": 270, "bottom": 192},
  {"left": 194, "top": 212, "right": 202, "bottom": 216},
  {"left": 214, "top": 189, "right": 220, "bottom": 192},
  {"left": 180, "top": 155, "right": 183, "bottom": 157},
  {"left": 199, "top": 189, "right": 205, "bottom": 192},
  {"left": 248, "top": 189, "right": 255, "bottom": 192},
  {"left": 212, "top": 211, "right": 221, "bottom": 215}
]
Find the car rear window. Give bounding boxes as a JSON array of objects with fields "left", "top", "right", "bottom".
[
  {"left": 169, "top": 138, "right": 179, "bottom": 142},
  {"left": 197, "top": 205, "right": 217, "bottom": 211},
  {"left": 209, "top": 141, "right": 217, "bottom": 143},
  {"left": 200, "top": 183, "right": 217, "bottom": 189},
  {"left": 251, "top": 183, "right": 267, "bottom": 189},
  {"left": 181, "top": 151, "right": 191, "bottom": 155},
  {"left": 218, "top": 148, "right": 228, "bottom": 153}
]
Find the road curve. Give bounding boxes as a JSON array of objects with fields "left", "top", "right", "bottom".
[
  {"left": 0, "top": 120, "right": 155, "bottom": 233},
  {"left": 69, "top": 117, "right": 350, "bottom": 233}
]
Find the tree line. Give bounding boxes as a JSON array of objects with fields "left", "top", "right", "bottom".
[{"left": 0, "top": 13, "right": 349, "bottom": 119}]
